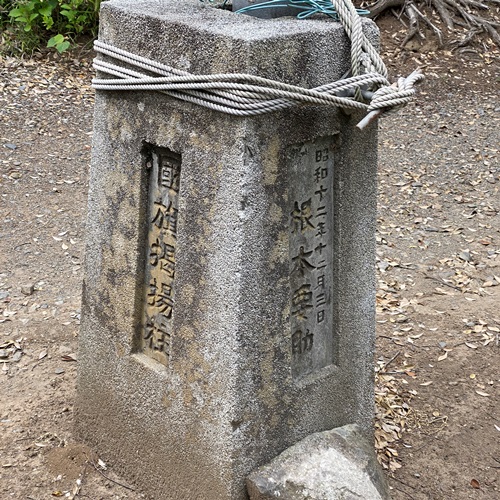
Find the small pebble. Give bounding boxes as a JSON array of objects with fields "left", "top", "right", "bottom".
[
  {"left": 54, "top": 368, "right": 65, "bottom": 375},
  {"left": 21, "top": 284, "right": 35, "bottom": 296},
  {"left": 12, "top": 351, "right": 22, "bottom": 362}
]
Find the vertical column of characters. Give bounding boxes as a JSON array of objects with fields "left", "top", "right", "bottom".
[
  {"left": 289, "top": 138, "right": 334, "bottom": 378},
  {"left": 290, "top": 198, "right": 316, "bottom": 359},
  {"left": 142, "top": 148, "right": 181, "bottom": 366},
  {"left": 312, "top": 146, "right": 330, "bottom": 334}
]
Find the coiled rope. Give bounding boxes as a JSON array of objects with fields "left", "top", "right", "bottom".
[{"left": 92, "top": 0, "right": 424, "bottom": 129}]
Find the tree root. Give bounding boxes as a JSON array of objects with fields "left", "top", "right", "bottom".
[
  {"left": 410, "top": 3, "right": 444, "bottom": 46},
  {"left": 367, "top": 0, "right": 500, "bottom": 48},
  {"left": 401, "top": 3, "right": 421, "bottom": 47},
  {"left": 431, "top": 0, "right": 455, "bottom": 30},
  {"left": 450, "top": 27, "right": 484, "bottom": 47},
  {"left": 480, "top": 18, "right": 500, "bottom": 45},
  {"left": 368, "top": 0, "right": 405, "bottom": 18}
]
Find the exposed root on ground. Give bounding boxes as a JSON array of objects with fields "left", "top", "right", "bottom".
[{"left": 364, "top": 0, "right": 500, "bottom": 48}]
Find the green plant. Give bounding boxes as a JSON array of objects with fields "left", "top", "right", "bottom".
[
  {"left": 1, "top": 0, "right": 104, "bottom": 54},
  {"left": 47, "top": 32, "right": 70, "bottom": 52}
]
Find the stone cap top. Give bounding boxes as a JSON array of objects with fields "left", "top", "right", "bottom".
[
  {"left": 103, "top": 0, "right": 367, "bottom": 40},
  {"left": 99, "top": 0, "right": 379, "bottom": 87}
]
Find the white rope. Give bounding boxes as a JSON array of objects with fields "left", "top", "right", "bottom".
[
  {"left": 332, "top": 0, "right": 388, "bottom": 78},
  {"left": 92, "top": 1, "right": 424, "bottom": 128}
]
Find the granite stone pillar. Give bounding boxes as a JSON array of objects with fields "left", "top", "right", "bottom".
[{"left": 76, "top": 1, "right": 380, "bottom": 498}]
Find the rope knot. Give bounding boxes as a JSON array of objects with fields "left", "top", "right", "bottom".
[{"left": 367, "top": 70, "right": 425, "bottom": 114}]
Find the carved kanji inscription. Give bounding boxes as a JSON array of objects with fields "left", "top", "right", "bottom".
[
  {"left": 289, "top": 138, "right": 335, "bottom": 378},
  {"left": 141, "top": 147, "right": 181, "bottom": 366}
]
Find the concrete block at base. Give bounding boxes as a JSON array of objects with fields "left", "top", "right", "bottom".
[{"left": 247, "top": 425, "right": 391, "bottom": 500}]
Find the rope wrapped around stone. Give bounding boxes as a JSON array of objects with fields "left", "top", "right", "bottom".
[{"left": 92, "top": 0, "right": 424, "bottom": 129}]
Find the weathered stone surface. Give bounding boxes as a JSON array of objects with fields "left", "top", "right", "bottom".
[
  {"left": 76, "top": 1, "right": 380, "bottom": 499},
  {"left": 247, "top": 425, "right": 391, "bottom": 500}
]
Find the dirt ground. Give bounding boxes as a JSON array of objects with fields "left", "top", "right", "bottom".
[{"left": 1, "top": 19, "right": 499, "bottom": 500}]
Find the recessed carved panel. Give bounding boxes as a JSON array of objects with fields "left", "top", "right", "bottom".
[
  {"left": 289, "top": 137, "right": 335, "bottom": 378},
  {"left": 141, "top": 147, "right": 181, "bottom": 366}
]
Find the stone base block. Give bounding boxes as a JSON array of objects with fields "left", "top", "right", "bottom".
[{"left": 247, "top": 425, "right": 391, "bottom": 500}]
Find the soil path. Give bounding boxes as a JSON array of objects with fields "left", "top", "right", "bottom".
[{"left": 1, "top": 41, "right": 499, "bottom": 499}]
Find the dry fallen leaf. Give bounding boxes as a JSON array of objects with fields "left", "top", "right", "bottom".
[
  {"left": 437, "top": 352, "right": 448, "bottom": 361},
  {"left": 459, "top": 250, "right": 472, "bottom": 262},
  {"left": 409, "top": 333, "right": 424, "bottom": 339},
  {"left": 39, "top": 350, "right": 47, "bottom": 360},
  {"left": 470, "top": 479, "right": 481, "bottom": 489},
  {"left": 475, "top": 390, "right": 490, "bottom": 397}
]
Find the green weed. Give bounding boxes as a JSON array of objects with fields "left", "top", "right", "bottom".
[{"left": 1, "top": 0, "right": 104, "bottom": 54}]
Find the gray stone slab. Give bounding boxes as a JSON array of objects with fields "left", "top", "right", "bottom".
[
  {"left": 247, "top": 424, "right": 391, "bottom": 500},
  {"left": 76, "top": 1, "right": 380, "bottom": 499}
]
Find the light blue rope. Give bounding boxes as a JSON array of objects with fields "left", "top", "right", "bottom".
[{"left": 199, "top": 0, "right": 370, "bottom": 20}]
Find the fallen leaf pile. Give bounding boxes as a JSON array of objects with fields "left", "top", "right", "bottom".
[
  {"left": 0, "top": 339, "right": 24, "bottom": 367},
  {"left": 374, "top": 361, "right": 411, "bottom": 472},
  {"left": 373, "top": 48, "right": 499, "bottom": 491}
]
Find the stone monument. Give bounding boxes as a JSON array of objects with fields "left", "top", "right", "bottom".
[{"left": 76, "top": 1, "right": 384, "bottom": 498}]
